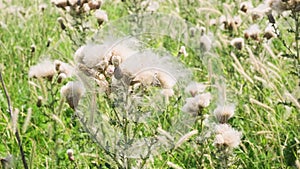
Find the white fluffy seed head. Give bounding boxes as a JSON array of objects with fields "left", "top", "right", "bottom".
[
  {"left": 214, "top": 124, "right": 242, "bottom": 148},
  {"left": 94, "top": 9, "right": 108, "bottom": 24},
  {"left": 61, "top": 81, "right": 85, "bottom": 110},
  {"left": 185, "top": 82, "right": 207, "bottom": 96},
  {"left": 230, "top": 38, "right": 244, "bottom": 50},
  {"left": 29, "top": 59, "right": 56, "bottom": 80},
  {"left": 213, "top": 104, "right": 235, "bottom": 123}
]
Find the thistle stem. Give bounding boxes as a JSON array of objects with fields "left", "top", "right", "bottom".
[{"left": 0, "top": 71, "right": 29, "bottom": 169}]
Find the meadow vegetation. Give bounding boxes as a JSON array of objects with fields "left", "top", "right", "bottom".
[{"left": 0, "top": 0, "right": 299, "bottom": 168}]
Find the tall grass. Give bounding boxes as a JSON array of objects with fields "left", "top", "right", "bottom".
[{"left": 0, "top": 0, "right": 299, "bottom": 168}]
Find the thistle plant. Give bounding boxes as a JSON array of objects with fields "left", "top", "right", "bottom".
[
  {"left": 51, "top": 0, "right": 107, "bottom": 49},
  {"left": 28, "top": 58, "right": 75, "bottom": 167}
]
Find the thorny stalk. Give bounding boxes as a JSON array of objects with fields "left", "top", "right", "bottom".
[
  {"left": 293, "top": 11, "right": 300, "bottom": 76},
  {"left": 0, "top": 71, "right": 29, "bottom": 169}
]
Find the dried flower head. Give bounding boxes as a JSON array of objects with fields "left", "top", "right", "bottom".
[
  {"left": 37, "top": 96, "right": 43, "bottom": 107},
  {"left": 185, "top": 82, "right": 207, "bottom": 97},
  {"left": 54, "top": 60, "right": 74, "bottom": 77},
  {"left": 240, "top": 1, "right": 253, "bottom": 13},
  {"left": 214, "top": 124, "right": 242, "bottom": 148},
  {"left": 29, "top": 59, "right": 56, "bottom": 80},
  {"left": 230, "top": 38, "right": 244, "bottom": 50},
  {"left": 61, "top": 81, "right": 85, "bottom": 110},
  {"left": 264, "top": 23, "right": 277, "bottom": 39},
  {"left": 94, "top": 9, "right": 108, "bottom": 25},
  {"left": 39, "top": 3, "right": 48, "bottom": 12},
  {"left": 51, "top": 0, "right": 68, "bottom": 9},
  {"left": 249, "top": 3, "right": 271, "bottom": 21},
  {"left": 244, "top": 24, "right": 261, "bottom": 40},
  {"left": 178, "top": 46, "right": 188, "bottom": 57},
  {"left": 147, "top": 1, "right": 160, "bottom": 12},
  {"left": 182, "top": 92, "right": 211, "bottom": 115},
  {"left": 200, "top": 33, "right": 213, "bottom": 52},
  {"left": 88, "top": 0, "right": 102, "bottom": 10},
  {"left": 213, "top": 104, "right": 235, "bottom": 123},
  {"left": 119, "top": 50, "right": 189, "bottom": 89},
  {"left": 66, "top": 149, "right": 74, "bottom": 161},
  {"left": 266, "top": 0, "right": 300, "bottom": 13}
]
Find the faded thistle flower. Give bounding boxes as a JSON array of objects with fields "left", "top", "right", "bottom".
[
  {"left": 264, "top": 23, "right": 277, "bottom": 39},
  {"left": 29, "top": 59, "right": 56, "bottom": 80},
  {"left": 185, "top": 82, "right": 207, "bottom": 97},
  {"left": 213, "top": 104, "right": 235, "bottom": 124},
  {"left": 182, "top": 92, "right": 211, "bottom": 115},
  {"left": 61, "top": 81, "right": 85, "bottom": 110},
  {"left": 66, "top": 149, "right": 74, "bottom": 161},
  {"left": 249, "top": 3, "right": 271, "bottom": 21},
  {"left": 214, "top": 124, "right": 242, "bottom": 148},
  {"left": 240, "top": 1, "right": 253, "bottom": 13},
  {"left": 200, "top": 33, "right": 213, "bottom": 52},
  {"left": 266, "top": 0, "right": 300, "bottom": 13},
  {"left": 94, "top": 9, "right": 108, "bottom": 25},
  {"left": 244, "top": 24, "right": 261, "bottom": 40},
  {"left": 230, "top": 38, "right": 244, "bottom": 50}
]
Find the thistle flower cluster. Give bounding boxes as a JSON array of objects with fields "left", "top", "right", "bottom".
[
  {"left": 212, "top": 104, "right": 242, "bottom": 149},
  {"left": 75, "top": 37, "right": 189, "bottom": 98},
  {"left": 28, "top": 59, "right": 82, "bottom": 109},
  {"left": 182, "top": 82, "right": 211, "bottom": 116},
  {"left": 214, "top": 123, "right": 242, "bottom": 148},
  {"left": 51, "top": 0, "right": 102, "bottom": 14},
  {"left": 75, "top": 39, "right": 138, "bottom": 92},
  {"left": 29, "top": 59, "right": 74, "bottom": 82},
  {"left": 266, "top": 0, "right": 300, "bottom": 13}
]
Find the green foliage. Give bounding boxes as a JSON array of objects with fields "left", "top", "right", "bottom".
[{"left": 0, "top": 0, "right": 299, "bottom": 168}]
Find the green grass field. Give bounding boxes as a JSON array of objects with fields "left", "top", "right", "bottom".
[{"left": 0, "top": 0, "right": 299, "bottom": 168}]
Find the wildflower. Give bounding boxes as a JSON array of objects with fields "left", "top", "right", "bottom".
[
  {"left": 54, "top": 60, "right": 74, "bottom": 77},
  {"left": 213, "top": 104, "right": 235, "bottom": 123},
  {"left": 266, "top": 0, "right": 289, "bottom": 13},
  {"left": 264, "top": 23, "right": 277, "bottom": 39},
  {"left": 57, "top": 73, "right": 67, "bottom": 83},
  {"left": 214, "top": 124, "right": 242, "bottom": 148},
  {"left": 68, "top": 0, "right": 78, "bottom": 7},
  {"left": 240, "top": 1, "right": 253, "bottom": 13},
  {"left": 105, "top": 65, "right": 115, "bottom": 77},
  {"left": 30, "top": 44, "right": 36, "bottom": 53},
  {"left": 182, "top": 93, "right": 211, "bottom": 115},
  {"left": 233, "top": 16, "right": 242, "bottom": 28},
  {"left": 37, "top": 96, "right": 43, "bottom": 107},
  {"left": 61, "top": 81, "right": 85, "bottom": 110},
  {"left": 249, "top": 4, "right": 271, "bottom": 21},
  {"left": 51, "top": 0, "right": 67, "bottom": 8},
  {"left": 244, "top": 24, "right": 261, "bottom": 40},
  {"left": 119, "top": 50, "right": 190, "bottom": 89},
  {"left": 230, "top": 38, "right": 244, "bottom": 50},
  {"left": 111, "top": 54, "right": 122, "bottom": 66},
  {"left": 185, "top": 82, "right": 206, "bottom": 96},
  {"left": 200, "top": 34, "right": 213, "bottom": 52},
  {"left": 29, "top": 59, "right": 56, "bottom": 80},
  {"left": 94, "top": 9, "right": 108, "bottom": 25},
  {"left": 83, "top": 3, "right": 90, "bottom": 12},
  {"left": 57, "top": 17, "right": 66, "bottom": 30},
  {"left": 147, "top": 1, "right": 160, "bottom": 12},
  {"left": 88, "top": 0, "right": 102, "bottom": 10},
  {"left": 39, "top": 3, "right": 48, "bottom": 12},
  {"left": 178, "top": 46, "right": 188, "bottom": 57},
  {"left": 46, "top": 38, "right": 52, "bottom": 47},
  {"left": 0, "top": 155, "right": 13, "bottom": 169},
  {"left": 80, "top": 44, "right": 105, "bottom": 68},
  {"left": 66, "top": 149, "right": 74, "bottom": 161},
  {"left": 209, "top": 19, "right": 217, "bottom": 26}
]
